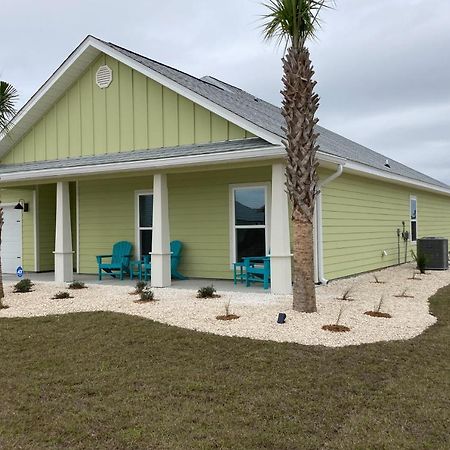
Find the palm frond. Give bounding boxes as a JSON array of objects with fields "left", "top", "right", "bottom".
[
  {"left": 261, "top": 0, "right": 334, "bottom": 48},
  {"left": 0, "top": 81, "right": 18, "bottom": 134}
]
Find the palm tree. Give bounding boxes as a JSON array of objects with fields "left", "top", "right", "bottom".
[
  {"left": 262, "top": 0, "right": 333, "bottom": 312},
  {"left": 0, "top": 81, "right": 18, "bottom": 307}
]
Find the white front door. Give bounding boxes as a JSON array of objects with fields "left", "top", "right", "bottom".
[{"left": 1, "top": 206, "right": 23, "bottom": 274}]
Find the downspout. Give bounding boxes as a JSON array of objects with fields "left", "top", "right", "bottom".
[{"left": 316, "top": 163, "right": 345, "bottom": 284}]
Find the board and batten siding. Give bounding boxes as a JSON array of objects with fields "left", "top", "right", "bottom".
[
  {"left": 0, "top": 188, "right": 35, "bottom": 271},
  {"left": 1, "top": 54, "right": 252, "bottom": 165},
  {"left": 77, "top": 167, "right": 271, "bottom": 277},
  {"left": 321, "top": 171, "right": 450, "bottom": 280}
]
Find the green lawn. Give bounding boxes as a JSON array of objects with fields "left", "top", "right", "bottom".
[{"left": 0, "top": 287, "right": 449, "bottom": 450}]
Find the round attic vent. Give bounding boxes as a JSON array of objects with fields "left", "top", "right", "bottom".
[{"left": 96, "top": 65, "right": 112, "bottom": 88}]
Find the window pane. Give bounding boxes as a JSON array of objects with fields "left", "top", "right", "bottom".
[
  {"left": 139, "top": 195, "right": 153, "bottom": 228},
  {"left": 411, "top": 221, "right": 417, "bottom": 242},
  {"left": 236, "top": 228, "right": 266, "bottom": 262},
  {"left": 410, "top": 198, "right": 417, "bottom": 220},
  {"left": 235, "top": 188, "right": 265, "bottom": 225},
  {"left": 140, "top": 230, "right": 153, "bottom": 256}
]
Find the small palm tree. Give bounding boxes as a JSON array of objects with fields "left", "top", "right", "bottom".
[
  {"left": 0, "top": 81, "right": 18, "bottom": 305},
  {"left": 262, "top": 0, "right": 333, "bottom": 312}
]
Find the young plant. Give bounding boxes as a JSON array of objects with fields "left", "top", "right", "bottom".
[
  {"left": 337, "top": 286, "right": 355, "bottom": 301},
  {"left": 409, "top": 270, "right": 421, "bottom": 281},
  {"left": 322, "top": 305, "right": 350, "bottom": 332},
  {"left": 197, "top": 284, "right": 218, "bottom": 299},
  {"left": 372, "top": 274, "right": 385, "bottom": 284},
  {"left": 394, "top": 288, "right": 414, "bottom": 299},
  {"left": 364, "top": 295, "right": 392, "bottom": 318},
  {"left": 411, "top": 249, "right": 427, "bottom": 274},
  {"left": 13, "top": 279, "right": 34, "bottom": 293},
  {"left": 216, "top": 298, "right": 239, "bottom": 321},
  {"left": 52, "top": 291, "right": 73, "bottom": 299},
  {"left": 68, "top": 281, "right": 87, "bottom": 290}
]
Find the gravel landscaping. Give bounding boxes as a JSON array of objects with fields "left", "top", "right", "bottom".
[{"left": 1, "top": 262, "right": 449, "bottom": 347}]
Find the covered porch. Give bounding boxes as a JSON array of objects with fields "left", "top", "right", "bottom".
[{"left": 1, "top": 162, "right": 293, "bottom": 294}]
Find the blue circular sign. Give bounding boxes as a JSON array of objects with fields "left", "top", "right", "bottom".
[{"left": 16, "top": 266, "right": 24, "bottom": 278}]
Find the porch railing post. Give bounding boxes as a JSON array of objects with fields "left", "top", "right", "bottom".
[
  {"left": 270, "top": 163, "right": 292, "bottom": 294},
  {"left": 54, "top": 181, "right": 73, "bottom": 283},
  {"left": 151, "top": 173, "right": 171, "bottom": 287}
]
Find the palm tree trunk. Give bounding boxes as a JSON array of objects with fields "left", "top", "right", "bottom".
[
  {"left": 0, "top": 208, "right": 4, "bottom": 304},
  {"left": 292, "top": 209, "right": 316, "bottom": 312},
  {"left": 281, "top": 45, "right": 320, "bottom": 313}
]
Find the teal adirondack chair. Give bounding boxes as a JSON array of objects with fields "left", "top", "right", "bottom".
[
  {"left": 244, "top": 256, "right": 271, "bottom": 289},
  {"left": 96, "top": 241, "right": 133, "bottom": 280},
  {"left": 141, "top": 240, "right": 187, "bottom": 281}
]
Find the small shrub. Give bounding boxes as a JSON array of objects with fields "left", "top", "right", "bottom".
[
  {"left": 131, "top": 281, "right": 148, "bottom": 295},
  {"left": 134, "top": 288, "right": 155, "bottom": 303},
  {"left": 13, "top": 279, "right": 34, "bottom": 293},
  {"left": 411, "top": 250, "right": 427, "bottom": 274},
  {"left": 0, "top": 298, "right": 9, "bottom": 310},
  {"left": 52, "top": 291, "right": 73, "bottom": 299},
  {"left": 68, "top": 281, "right": 87, "bottom": 290},
  {"left": 337, "top": 286, "right": 355, "bottom": 301},
  {"left": 197, "top": 284, "right": 218, "bottom": 299}
]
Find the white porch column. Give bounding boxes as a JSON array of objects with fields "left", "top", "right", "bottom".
[
  {"left": 151, "top": 173, "right": 171, "bottom": 287},
  {"left": 270, "top": 163, "right": 292, "bottom": 294},
  {"left": 54, "top": 181, "right": 73, "bottom": 283}
]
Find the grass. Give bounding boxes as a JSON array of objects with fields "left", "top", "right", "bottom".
[{"left": 0, "top": 287, "right": 449, "bottom": 449}]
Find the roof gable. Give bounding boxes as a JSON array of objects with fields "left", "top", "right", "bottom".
[{"left": 1, "top": 51, "right": 253, "bottom": 165}]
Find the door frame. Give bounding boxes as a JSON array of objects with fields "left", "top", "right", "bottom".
[{"left": 1, "top": 203, "right": 23, "bottom": 274}]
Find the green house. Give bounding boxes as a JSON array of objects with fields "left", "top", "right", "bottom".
[{"left": 1, "top": 36, "right": 450, "bottom": 293}]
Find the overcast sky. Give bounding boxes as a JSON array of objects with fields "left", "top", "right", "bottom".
[{"left": 1, "top": 0, "right": 449, "bottom": 183}]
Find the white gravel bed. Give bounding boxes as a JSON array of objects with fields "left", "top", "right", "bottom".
[{"left": 1, "top": 263, "right": 449, "bottom": 347}]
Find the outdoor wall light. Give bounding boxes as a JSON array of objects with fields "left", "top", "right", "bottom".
[
  {"left": 14, "top": 199, "right": 29, "bottom": 212},
  {"left": 277, "top": 313, "right": 287, "bottom": 324}
]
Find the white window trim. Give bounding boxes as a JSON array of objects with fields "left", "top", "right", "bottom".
[
  {"left": 410, "top": 195, "right": 418, "bottom": 243},
  {"left": 229, "top": 183, "right": 271, "bottom": 268},
  {"left": 135, "top": 190, "right": 153, "bottom": 259}
]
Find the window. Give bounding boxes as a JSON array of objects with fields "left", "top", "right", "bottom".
[
  {"left": 231, "top": 185, "right": 268, "bottom": 263},
  {"left": 410, "top": 196, "right": 417, "bottom": 242},
  {"left": 136, "top": 192, "right": 153, "bottom": 258}
]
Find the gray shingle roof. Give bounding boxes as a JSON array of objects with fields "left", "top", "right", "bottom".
[
  {"left": 104, "top": 40, "right": 448, "bottom": 189},
  {"left": 0, "top": 138, "right": 273, "bottom": 175}
]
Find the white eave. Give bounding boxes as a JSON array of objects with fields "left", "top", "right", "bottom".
[{"left": 2, "top": 146, "right": 450, "bottom": 197}]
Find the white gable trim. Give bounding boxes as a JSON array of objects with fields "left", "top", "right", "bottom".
[{"left": 0, "top": 36, "right": 280, "bottom": 158}]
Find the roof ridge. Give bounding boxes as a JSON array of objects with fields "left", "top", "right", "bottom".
[{"left": 103, "top": 40, "right": 226, "bottom": 92}]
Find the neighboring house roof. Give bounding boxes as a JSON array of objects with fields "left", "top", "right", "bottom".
[{"left": 0, "top": 35, "right": 448, "bottom": 192}]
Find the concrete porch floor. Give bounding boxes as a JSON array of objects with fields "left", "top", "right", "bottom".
[{"left": 3, "top": 272, "right": 272, "bottom": 294}]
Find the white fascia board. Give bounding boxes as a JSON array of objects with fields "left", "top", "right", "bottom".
[{"left": 0, "top": 146, "right": 285, "bottom": 183}]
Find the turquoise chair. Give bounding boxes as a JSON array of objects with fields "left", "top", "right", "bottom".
[
  {"left": 96, "top": 241, "right": 133, "bottom": 280},
  {"left": 141, "top": 240, "right": 187, "bottom": 281},
  {"left": 244, "top": 256, "right": 271, "bottom": 289}
]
